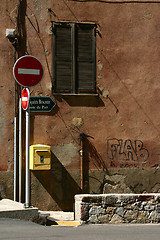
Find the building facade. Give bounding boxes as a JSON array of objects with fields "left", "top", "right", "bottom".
[{"left": 1, "top": 0, "right": 160, "bottom": 210}]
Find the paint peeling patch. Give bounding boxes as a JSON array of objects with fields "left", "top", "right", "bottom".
[
  {"left": 138, "top": 195, "right": 154, "bottom": 201},
  {"left": 142, "top": 13, "right": 152, "bottom": 21},
  {"left": 34, "top": 0, "right": 43, "bottom": 19},
  {"left": 45, "top": 26, "right": 52, "bottom": 35},
  {"left": 51, "top": 143, "right": 79, "bottom": 167},
  {"left": 71, "top": 117, "right": 83, "bottom": 128},
  {"left": 103, "top": 174, "right": 132, "bottom": 194}
]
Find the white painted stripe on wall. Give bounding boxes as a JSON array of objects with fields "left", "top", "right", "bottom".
[{"left": 18, "top": 68, "right": 40, "bottom": 75}]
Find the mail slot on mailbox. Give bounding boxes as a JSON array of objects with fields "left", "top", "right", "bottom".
[{"left": 29, "top": 144, "right": 51, "bottom": 170}]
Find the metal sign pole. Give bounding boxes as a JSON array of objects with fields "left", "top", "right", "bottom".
[
  {"left": 25, "top": 90, "right": 30, "bottom": 208},
  {"left": 19, "top": 98, "right": 22, "bottom": 203},
  {"left": 14, "top": 117, "right": 17, "bottom": 201},
  {"left": 13, "top": 55, "right": 44, "bottom": 207}
]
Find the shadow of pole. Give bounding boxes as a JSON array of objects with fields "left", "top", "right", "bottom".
[{"left": 79, "top": 133, "right": 109, "bottom": 194}]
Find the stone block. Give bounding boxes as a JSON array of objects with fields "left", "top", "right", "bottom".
[
  {"left": 110, "top": 214, "right": 123, "bottom": 224},
  {"left": 130, "top": 201, "right": 142, "bottom": 210},
  {"left": 137, "top": 211, "right": 149, "bottom": 223},
  {"left": 106, "top": 206, "right": 116, "bottom": 215},
  {"left": 88, "top": 215, "right": 99, "bottom": 224},
  {"left": 83, "top": 196, "right": 102, "bottom": 203},
  {"left": 155, "top": 196, "right": 160, "bottom": 203},
  {"left": 156, "top": 205, "right": 160, "bottom": 213},
  {"left": 89, "top": 206, "right": 104, "bottom": 216},
  {"left": 103, "top": 195, "right": 117, "bottom": 206},
  {"left": 144, "top": 205, "right": 155, "bottom": 211},
  {"left": 116, "top": 207, "right": 125, "bottom": 217},
  {"left": 98, "top": 214, "right": 110, "bottom": 224},
  {"left": 149, "top": 210, "right": 160, "bottom": 223},
  {"left": 124, "top": 210, "right": 138, "bottom": 222},
  {"left": 118, "top": 195, "right": 137, "bottom": 205}
]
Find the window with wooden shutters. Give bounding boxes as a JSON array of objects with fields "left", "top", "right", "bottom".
[{"left": 52, "top": 22, "right": 96, "bottom": 94}]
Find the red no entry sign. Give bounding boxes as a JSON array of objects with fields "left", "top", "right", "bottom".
[
  {"left": 13, "top": 55, "right": 44, "bottom": 87},
  {"left": 21, "top": 88, "right": 30, "bottom": 110}
]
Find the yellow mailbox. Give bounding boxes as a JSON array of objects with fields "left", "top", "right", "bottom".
[{"left": 29, "top": 144, "right": 51, "bottom": 170}]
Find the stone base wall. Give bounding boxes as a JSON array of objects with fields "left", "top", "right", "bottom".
[{"left": 75, "top": 194, "right": 160, "bottom": 224}]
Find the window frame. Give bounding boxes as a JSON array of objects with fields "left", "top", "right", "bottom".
[{"left": 52, "top": 21, "right": 97, "bottom": 95}]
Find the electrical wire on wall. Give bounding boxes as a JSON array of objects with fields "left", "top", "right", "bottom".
[
  {"left": 56, "top": 111, "right": 81, "bottom": 146},
  {"left": 58, "top": 0, "right": 160, "bottom": 139},
  {"left": 13, "top": 0, "right": 21, "bottom": 202}
]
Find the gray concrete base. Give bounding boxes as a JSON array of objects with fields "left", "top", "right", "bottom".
[{"left": 0, "top": 199, "right": 39, "bottom": 220}]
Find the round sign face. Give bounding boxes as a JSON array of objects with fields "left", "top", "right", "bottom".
[
  {"left": 13, "top": 55, "right": 44, "bottom": 87},
  {"left": 21, "top": 88, "right": 30, "bottom": 110}
]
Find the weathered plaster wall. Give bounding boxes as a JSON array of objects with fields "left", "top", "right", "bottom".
[
  {"left": 1, "top": 0, "right": 160, "bottom": 210},
  {"left": 0, "top": 1, "right": 16, "bottom": 173}
]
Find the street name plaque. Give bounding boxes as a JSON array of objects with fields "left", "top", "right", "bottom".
[{"left": 30, "top": 96, "right": 56, "bottom": 112}]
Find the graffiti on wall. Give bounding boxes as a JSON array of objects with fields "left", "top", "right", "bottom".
[{"left": 107, "top": 138, "right": 149, "bottom": 168}]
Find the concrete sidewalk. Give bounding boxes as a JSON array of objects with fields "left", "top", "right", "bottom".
[
  {"left": 39, "top": 210, "right": 74, "bottom": 221},
  {"left": 0, "top": 199, "right": 81, "bottom": 226},
  {"left": 0, "top": 199, "right": 39, "bottom": 220},
  {"left": 39, "top": 210, "right": 81, "bottom": 226}
]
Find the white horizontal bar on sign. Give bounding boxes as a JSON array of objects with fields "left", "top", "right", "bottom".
[
  {"left": 22, "top": 97, "right": 28, "bottom": 101},
  {"left": 18, "top": 68, "right": 40, "bottom": 75}
]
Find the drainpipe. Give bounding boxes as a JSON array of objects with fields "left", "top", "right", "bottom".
[
  {"left": 79, "top": 134, "right": 84, "bottom": 192},
  {"left": 79, "top": 133, "right": 90, "bottom": 193},
  {"left": 79, "top": 133, "right": 94, "bottom": 193},
  {"left": 13, "top": 0, "right": 21, "bottom": 202}
]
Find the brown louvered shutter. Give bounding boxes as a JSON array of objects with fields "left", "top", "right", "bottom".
[
  {"left": 53, "top": 24, "right": 72, "bottom": 93},
  {"left": 76, "top": 24, "right": 96, "bottom": 93},
  {"left": 52, "top": 22, "right": 96, "bottom": 94}
]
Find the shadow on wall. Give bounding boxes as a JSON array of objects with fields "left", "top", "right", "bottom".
[
  {"left": 80, "top": 136, "right": 108, "bottom": 194},
  {"left": 55, "top": 95, "right": 104, "bottom": 107},
  {"left": 32, "top": 152, "right": 81, "bottom": 211},
  {"left": 85, "top": 139, "right": 108, "bottom": 172}
]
